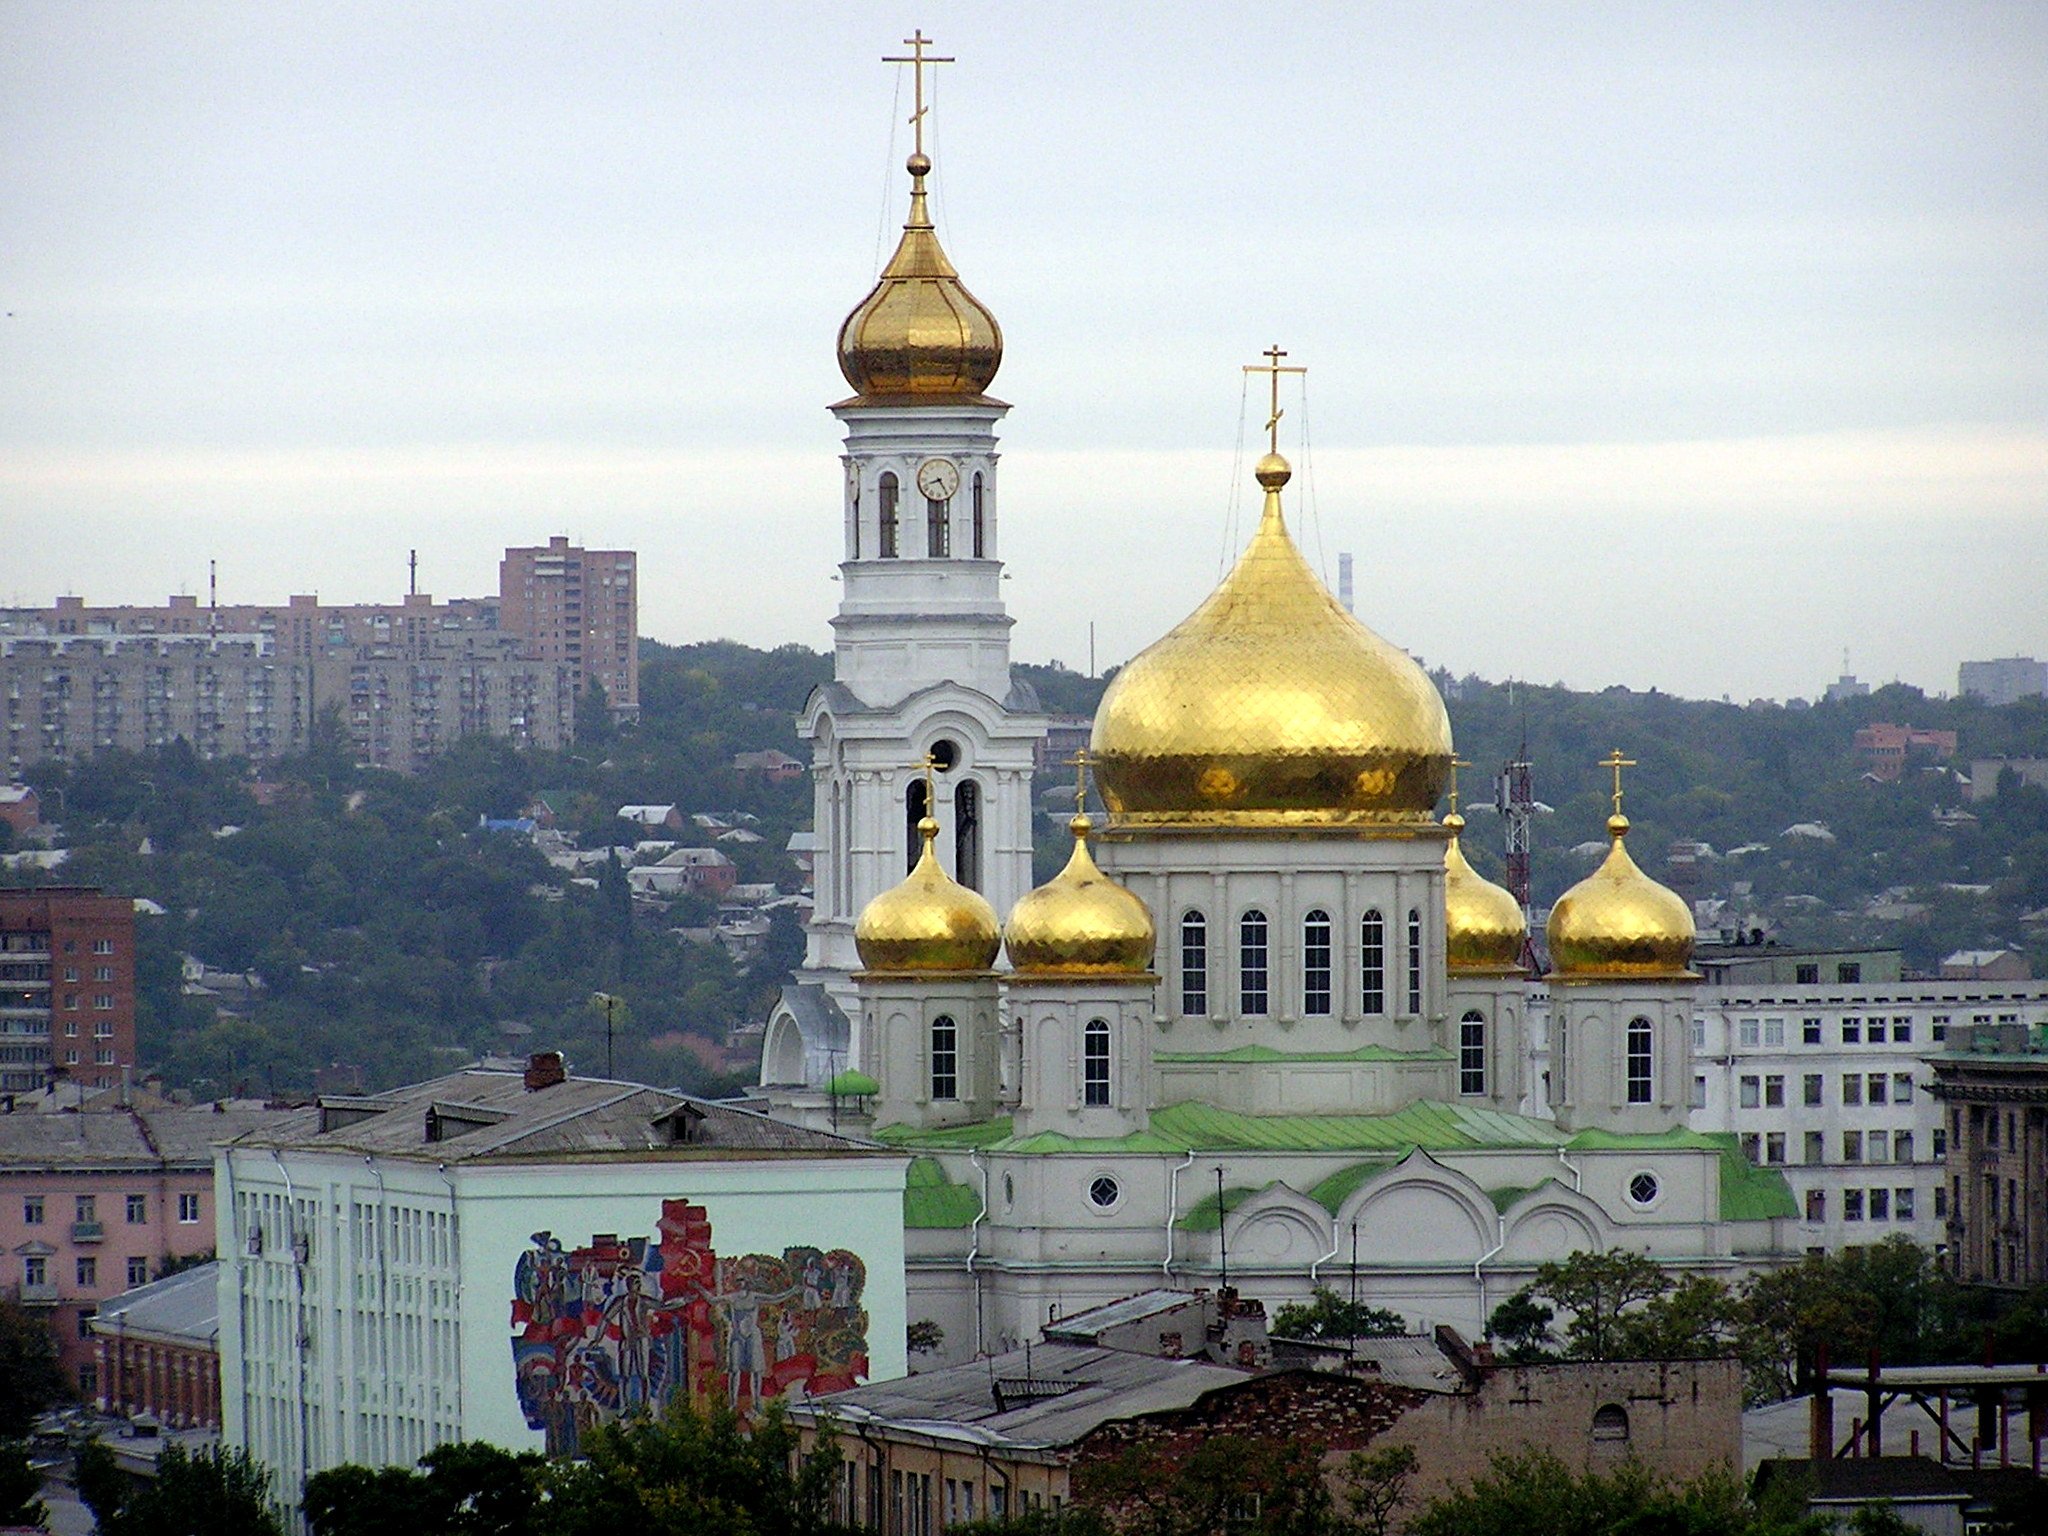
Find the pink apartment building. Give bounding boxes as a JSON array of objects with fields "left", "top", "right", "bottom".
[{"left": 0, "top": 1096, "right": 294, "bottom": 1397}]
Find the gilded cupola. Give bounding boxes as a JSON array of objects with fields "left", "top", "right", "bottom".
[
  {"left": 1444, "top": 812, "right": 1527, "bottom": 972},
  {"left": 855, "top": 814, "right": 1001, "bottom": 973},
  {"left": 1005, "top": 811, "right": 1156, "bottom": 976},
  {"left": 837, "top": 145, "right": 1003, "bottom": 400},
  {"left": 1090, "top": 404, "right": 1454, "bottom": 828},
  {"left": 1545, "top": 752, "right": 1696, "bottom": 980}
]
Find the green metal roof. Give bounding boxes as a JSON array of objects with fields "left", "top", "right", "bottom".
[
  {"left": 1156, "top": 1044, "right": 1454, "bottom": 1065},
  {"left": 1306, "top": 1159, "right": 1398, "bottom": 1213},
  {"left": 901, "top": 1156, "right": 981, "bottom": 1228},
  {"left": 1178, "top": 1181, "right": 1266, "bottom": 1231},
  {"left": 827, "top": 1069, "right": 880, "bottom": 1096}
]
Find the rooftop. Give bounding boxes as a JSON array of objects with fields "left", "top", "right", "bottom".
[
  {"left": 91, "top": 1261, "right": 219, "bottom": 1350},
  {"left": 0, "top": 1100, "right": 298, "bottom": 1172}
]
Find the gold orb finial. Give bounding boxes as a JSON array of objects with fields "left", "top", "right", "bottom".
[{"left": 1255, "top": 451, "right": 1292, "bottom": 490}]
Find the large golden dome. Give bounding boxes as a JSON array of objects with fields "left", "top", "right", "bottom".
[
  {"left": 1091, "top": 453, "right": 1453, "bottom": 827},
  {"left": 1005, "top": 814, "right": 1156, "bottom": 975},
  {"left": 855, "top": 815, "right": 1001, "bottom": 972},
  {"left": 1443, "top": 813, "right": 1527, "bottom": 972},
  {"left": 838, "top": 152, "right": 1002, "bottom": 400},
  {"left": 1546, "top": 814, "right": 1696, "bottom": 980}
]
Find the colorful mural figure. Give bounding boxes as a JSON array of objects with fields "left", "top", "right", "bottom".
[{"left": 509, "top": 1199, "right": 868, "bottom": 1454}]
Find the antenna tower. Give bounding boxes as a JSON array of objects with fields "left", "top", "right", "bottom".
[{"left": 1497, "top": 700, "right": 1536, "bottom": 968}]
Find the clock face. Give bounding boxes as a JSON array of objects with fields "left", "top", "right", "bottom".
[{"left": 916, "top": 458, "right": 961, "bottom": 502}]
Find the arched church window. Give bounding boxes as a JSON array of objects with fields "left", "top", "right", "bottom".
[
  {"left": 971, "top": 473, "right": 986, "bottom": 557},
  {"left": 1083, "top": 1018, "right": 1111, "bottom": 1106},
  {"left": 1240, "top": 910, "right": 1269, "bottom": 1016},
  {"left": 954, "top": 780, "right": 981, "bottom": 891},
  {"left": 1302, "top": 910, "right": 1332, "bottom": 1016},
  {"left": 926, "top": 495, "right": 950, "bottom": 557},
  {"left": 905, "top": 778, "right": 929, "bottom": 875},
  {"left": 1460, "top": 1010, "right": 1487, "bottom": 1096},
  {"left": 1406, "top": 908, "right": 1423, "bottom": 1015},
  {"left": 1180, "top": 911, "right": 1208, "bottom": 1016},
  {"left": 1592, "top": 1404, "right": 1631, "bottom": 1443},
  {"left": 930, "top": 1015, "right": 958, "bottom": 1101},
  {"left": 878, "top": 472, "right": 900, "bottom": 558},
  {"left": 1626, "top": 1016, "right": 1654, "bottom": 1104},
  {"left": 1360, "top": 910, "right": 1385, "bottom": 1016}
]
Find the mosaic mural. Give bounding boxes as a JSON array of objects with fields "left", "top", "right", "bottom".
[{"left": 509, "top": 1198, "right": 868, "bottom": 1454}]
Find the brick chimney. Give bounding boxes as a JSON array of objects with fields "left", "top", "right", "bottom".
[{"left": 524, "top": 1051, "right": 567, "bottom": 1092}]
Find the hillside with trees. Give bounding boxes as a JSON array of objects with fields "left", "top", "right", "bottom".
[{"left": 5, "top": 641, "right": 2045, "bottom": 1100}]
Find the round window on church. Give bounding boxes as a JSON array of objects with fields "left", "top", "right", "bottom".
[
  {"left": 927, "top": 739, "right": 959, "bottom": 771},
  {"left": 1627, "top": 1172, "right": 1661, "bottom": 1208},
  {"left": 1087, "top": 1175, "right": 1121, "bottom": 1211}
]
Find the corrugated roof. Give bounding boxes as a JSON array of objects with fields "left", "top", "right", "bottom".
[
  {"left": 0, "top": 1102, "right": 297, "bottom": 1171},
  {"left": 91, "top": 1262, "right": 219, "bottom": 1349},
  {"left": 902, "top": 1157, "right": 980, "bottom": 1228}
]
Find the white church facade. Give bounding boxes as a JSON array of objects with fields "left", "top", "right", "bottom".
[{"left": 755, "top": 48, "right": 1796, "bottom": 1362}]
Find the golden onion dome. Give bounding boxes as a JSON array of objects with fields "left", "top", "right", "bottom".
[
  {"left": 1091, "top": 452, "right": 1453, "bottom": 827},
  {"left": 1004, "top": 814, "right": 1156, "bottom": 976},
  {"left": 838, "top": 151, "right": 1003, "bottom": 400},
  {"left": 1443, "top": 813, "right": 1527, "bottom": 972},
  {"left": 1546, "top": 814, "right": 1697, "bottom": 980},
  {"left": 855, "top": 815, "right": 1001, "bottom": 972}
]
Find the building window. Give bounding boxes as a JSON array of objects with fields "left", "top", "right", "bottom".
[
  {"left": 1459, "top": 1012, "right": 1486, "bottom": 1096},
  {"left": 1766, "top": 1132, "right": 1786, "bottom": 1164},
  {"left": 92, "top": 939, "right": 113, "bottom": 955},
  {"left": 1692, "top": 1016, "right": 1706, "bottom": 1049},
  {"left": 1842, "top": 1074, "right": 1862, "bottom": 1106},
  {"left": 1805, "top": 1189, "right": 1826, "bottom": 1222},
  {"left": 1764, "top": 1075, "right": 1785, "bottom": 1107},
  {"left": 1844, "top": 1188, "right": 1865, "bottom": 1221},
  {"left": 1796, "top": 963, "right": 1819, "bottom": 984},
  {"left": 953, "top": 780, "right": 981, "bottom": 892},
  {"left": 1591, "top": 1404, "right": 1631, "bottom": 1443},
  {"left": 1868, "top": 1073, "right": 1887, "bottom": 1105},
  {"left": 1405, "top": 909, "right": 1422, "bottom": 1014},
  {"left": 1895, "top": 1187, "right": 1915, "bottom": 1221},
  {"left": 76, "top": 1196, "right": 95, "bottom": 1223},
  {"left": 1932, "top": 1128, "right": 1946, "bottom": 1159},
  {"left": 904, "top": 777, "right": 928, "bottom": 875},
  {"left": 126, "top": 1255, "right": 148, "bottom": 1286},
  {"left": 1739, "top": 1075, "right": 1760, "bottom": 1109},
  {"left": 1802, "top": 1017, "right": 1822, "bottom": 1045},
  {"left": 1740, "top": 1017, "right": 1760, "bottom": 1048},
  {"left": 1083, "top": 1019, "right": 1111, "bottom": 1107},
  {"left": 1180, "top": 911, "right": 1208, "bottom": 1016},
  {"left": 971, "top": 473, "right": 986, "bottom": 557},
  {"left": 929, "top": 1015, "right": 958, "bottom": 1102},
  {"left": 1302, "top": 910, "right": 1332, "bottom": 1016},
  {"left": 1842, "top": 1019, "right": 1861, "bottom": 1045},
  {"left": 22, "top": 1256, "right": 45, "bottom": 1288},
  {"left": 23, "top": 1196, "right": 42, "bottom": 1225},
  {"left": 125, "top": 1194, "right": 145, "bottom": 1224},
  {"left": 77, "top": 1256, "right": 96, "bottom": 1286},
  {"left": 1240, "top": 911, "right": 1269, "bottom": 1015},
  {"left": 1893, "top": 1073, "right": 1914, "bottom": 1104},
  {"left": 1838, "top": 962, "right": 1861, "bottom": 983},
  {"left": 1360, "top": 910, "right": 1385, "bottom": 1015},
  {"left": 1088, "top": 1175, "right": 1120, "bottom": 1209},
  {"left": 1764, "top": 1017, "right": 1785, "bottom": 1047},
  {"left": 877, "top": 472, "right": 900, "bottom": 558},
  {"left": 1803, "top": 1073, "right": 1824, "bottom": 1106},
  {"left": 1934, "top": 1185, "right": 1947, "bottom": 1219},
  {"left": 1892, "top": 1020, "right": 1912, "bottom": 1043},
  {"left": 1742, "top": 1133, "right": 1762, "bottom": 1164},
  {"left": 177, "top": 1193, "right": 201, "bottom": 1224},
  {"left": 1870, "top": 1188, "right": 1891, "bottom": 1221},
  {"left": 1691, "top": 1075, "right": 1706, "bottom": 1108},
  {"left": 1627, "top": 1172, "right": 1659, "bottom": 1206},
  {"left": 94, "top": 994, "right": 113, "bottom": 1010},
  {"left": 1843, "top": 1131, "right": 1863, "bottom": 1163},
  {"left": 1625, "top": 1016, "right": 1653, "bottom": 1104}
]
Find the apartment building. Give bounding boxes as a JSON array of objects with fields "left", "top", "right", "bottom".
[
  {"left": 0, "top": 887, "right": 136, "bottom": 1095},
  {"left": 1929, "top": 1020, "right": 2048, "bottom": 1289},
  {"left": 498, "top": 538, "right": 639, "bottom": 718}
]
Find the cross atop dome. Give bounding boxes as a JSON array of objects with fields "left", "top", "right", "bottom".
[{"left": 883, "top": 30, "right": 954, "bottom": 163}]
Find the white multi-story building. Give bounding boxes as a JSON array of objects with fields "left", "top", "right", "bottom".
[{"left": 217, "top": 1057, "right": 908, "bottom": 1491}]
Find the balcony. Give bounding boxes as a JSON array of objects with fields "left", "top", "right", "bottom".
[
  {"left": 70, "top": 1220, "right": 104, "bottom": 1242},
  {"left": 14, "top": 1282, "right": 58, "bottom": 1306}
]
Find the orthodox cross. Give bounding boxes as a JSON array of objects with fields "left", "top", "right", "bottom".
[
  {"left": 1066, "top": 749, "right": 1093, "bottom": 818},
  {"left": 1447, "top": 755, "right": 1471, "bottom": 817},
  {"left": 884, "top": 30, "right": 954, "bottom": 159},
  {"left": 1243, "top": 343, "right": 1307, "bottom": 455},
  {"left": 1601, "top": 748, "right": 1637, "bottom": 817}
]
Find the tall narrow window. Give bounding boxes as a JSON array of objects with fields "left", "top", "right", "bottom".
[
  {"left": 1180, "top": 911, "right": 1208, "bottom": 1016},
  {"left": 1406, "top": 908, "right": 1423, "bottom": 1014},
  {"left": 905, "top": 778, "right": 929, "bottom": 874},
  {"left": 954, "top": 780, "right": 981, "bottom": 891},
  {"left": 850, "top": 476, "right": 861, "bottom": 559},
  {"left": 930, "top": 1015, "right": 958, "bottom": 1101},
  {"left": 878, "top": 472, "right": 900, "bottom": 558},
  {"left": 971, "top": 473, "right": 986, "bottom": 557},
  {"left": 926, "top": 496, "right": 950, "bottom": 557},
  {"left": 1460, "top": 1011, "right": 1486, "bottom": 1096},
  {"left": 1083, "top": 1019, "right": 1111, "bottom": 1106},
  {"left": 1302, "top": 910, "right": 1332, "bottom": 1016},
  {"left": 1626, "top": 1016, "right": 1654, "bottom": 1104},
  {"left": 1240, "top": 910, "right": 1269, "bottom": 1016},
  {"left": 1360, "top": 910, "right": 1385, "bottom": 1015}
]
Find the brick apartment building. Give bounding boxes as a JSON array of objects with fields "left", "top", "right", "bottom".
[
  {"left": 1929, "top": 1018, "right": 2048, "bottom": 1289},
  {"left": 0, "top": 888, "right": 136, "bottom": 1095},
  {"left": 1853, "top": 722, "right": 1959, "bottom": 782},
  {"left": 498, "top": 537, "right": 639, "bottom": 720},
  {"left": 0, "top": 537, "right": 634, "bottom": 773}
]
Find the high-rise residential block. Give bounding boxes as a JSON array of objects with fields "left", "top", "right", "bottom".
[
  {"left": 0, "top": 888, "right": 137, "bottom": 1094},
  {"left": 498, "top": 538, "right": 638, "bottom": 718}
]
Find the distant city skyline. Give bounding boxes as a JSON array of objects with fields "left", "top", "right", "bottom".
[{"left": 3, "top": 3, "right": 2044, "bottom": 703}]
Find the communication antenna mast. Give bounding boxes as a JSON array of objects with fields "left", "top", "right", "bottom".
[
  {"left": 1497, "top": 684, "right": 1536, "bottom": 968},
  {"left": 208, "top": 560, "right": 218, "bottom": 636}
]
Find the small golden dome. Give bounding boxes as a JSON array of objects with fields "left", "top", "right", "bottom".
[
  {"left": 1546, "top": 814, "right": 1696, "bottom": 980},
  {"left": 1443, "top": 813, "right": 1526, "bottom": 972},
  {"left": 855, "top": 815, "right": 1001, "bottom": 972},
  {"left": 838, "top": 154, "right": 1002, "bottom": 400},
  {"left": 1005, "top": 814, "right": 1156, "bottom": 975},
  {"left": 1090, "top": 469, "right": 1453, "bottom": 827}
]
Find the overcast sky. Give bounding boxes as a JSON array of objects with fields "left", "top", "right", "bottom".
[{"left": 3, "top": 2, "right": 2044, "bottom": 702}]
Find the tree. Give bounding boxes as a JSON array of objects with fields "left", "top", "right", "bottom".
[
  {"left": 82, "top": 1441, "right": 285, "bottom": 1536},
  {"left": 1271, "top": 1287, "right": 1407, "bottom": 1343},
  {"left": 1485, "top": 1290, "right": 1556, "bottom": 1362},
  {"left": 1611, "top": 1273, "right": 1744, "bottom": 1361},
  {"left": 1403, "top": 1449, "right": 1819, "bottom": 1536},
  {"left": 1335, "top": 1444, "right": 1418, "bottom": 1536},
  {"left": 1526, "top": 1250, "right": 1672, "bottom": 1361},
  {"left": 1075, "top": 1433, "right": 1334, "bottom": 1536},
  {"left": 304, "top": 1442, "right": 542, "bottom": 1536},
  {"left": 0, "top": 1439, "right": 46, "bottom": 1531},
  {"left": 906, "top": 1319, "right": 945, "bottom": 1356},
  {"left": 529, "top": 1397, "right": 848, "bottom": 1536},
  {"left": 0, "top": 1299, "right": 67, "bottom": 1438}
]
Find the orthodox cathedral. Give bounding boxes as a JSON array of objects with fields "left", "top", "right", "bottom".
[{"left": 755, "top": 48, "right": 1794, "bottom": 1360}]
